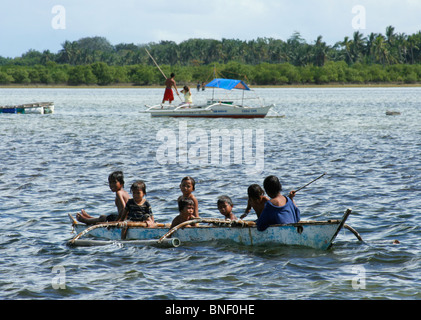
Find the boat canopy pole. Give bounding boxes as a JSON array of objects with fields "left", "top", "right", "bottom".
[{"left": 212, "top": 65, "right": 216, "bottom": 101}]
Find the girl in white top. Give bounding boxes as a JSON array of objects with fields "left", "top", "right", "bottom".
[{"left": 180, "top": 86, "right": 193, "bottom": 105}]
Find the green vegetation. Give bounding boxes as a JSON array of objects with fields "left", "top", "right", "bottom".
[{"left": 1, "top": 26, "right": 421, "bottom": 86}]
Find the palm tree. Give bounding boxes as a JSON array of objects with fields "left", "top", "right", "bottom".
[
  {"left": 385, "top": 25, "right": 396, "bottom": 47},
  {"left": 338, "top": 36, "right": 353, "bottom": 64},
  {"left": 373, "top": 35, "right": 390, "bottom": 65},
  {"left": 407, "top": 34, "right": 420, "bottom": 64},
  {"left": 364, "top": 33, "right": 378, "bottom": 64},
  {"left": 40, "top": 50, "right": 55, "bottom": 65},
  {"left": 286, "top": 32, "right": 308, "bottom": 66},
  {"left": 395, "top": 33, "right": 408, "bottom": 64},
  {"left": 313, "top": 36, "right": 328, "bottom": 66},
  {"left": 351, "top": 31, "right": 365, "bottom": 63},
  {"left": 58, "top": 40, "right": 79, "bottom": 64}
]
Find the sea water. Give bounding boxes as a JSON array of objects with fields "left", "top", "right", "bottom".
[{"left": 0, "top": 87, "right": 419, "bottom": 300}]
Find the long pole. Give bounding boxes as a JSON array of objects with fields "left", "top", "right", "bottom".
[
  {"left": 145, "top": 48, "right": 167, "bottom": 79},
  {"left": 145, "top": 48, "right": 182, "bottom": 102},
  {"left": 295, "top": 172, "right": 326, "bottom": 193}
]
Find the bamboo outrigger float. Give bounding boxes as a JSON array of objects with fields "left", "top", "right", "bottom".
[{"left": 68, "top": 209, "right": 362, "bottom": 250}]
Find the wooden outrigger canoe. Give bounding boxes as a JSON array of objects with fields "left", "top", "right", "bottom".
[{"left": 68, "top": 208, "right": 362, "bottom": 250}]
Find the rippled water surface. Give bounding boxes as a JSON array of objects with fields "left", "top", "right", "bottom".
[{"left": 0, "top": 87, "right": 420, "bottom": 300}]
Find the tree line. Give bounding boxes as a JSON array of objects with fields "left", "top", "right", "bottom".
[{"left": 1, "top": 25, "right": 421, "bottom": 86}]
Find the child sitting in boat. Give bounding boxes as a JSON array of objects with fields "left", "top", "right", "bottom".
[
  {"left": 119, "top": 180, "right": 155, "bottom": 227},
  {"left": 76, "top": 171, "right": 131, "bottom": 225},
  {"left": 217, "top": 195, "right": 237, "bottom": 220},
  {"left": 178, "top": 176, "right": 199, "bottom": 218},
  {"left": 170, "top": 197, "right": 197, "bottom": 229},
  {"left": 256, "top": 175, "right": 300, "bottom": 231},
  {"left": 240, "top": 184, "right": 269, "bottom": 219},
  {"left": 179, "top": 86, "right": 193, "bottom": 107}
]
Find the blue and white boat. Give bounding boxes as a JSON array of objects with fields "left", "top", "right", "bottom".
[{"left": 144, "top": 79, "right": 274, "bottom": 118}]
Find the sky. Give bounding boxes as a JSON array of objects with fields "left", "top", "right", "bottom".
[{"left": 1, "top": 0, "right": 421, "bottom": 58}]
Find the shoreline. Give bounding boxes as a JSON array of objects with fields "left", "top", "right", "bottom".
[{"left": 1, "top": 82, "right": 421, "bottom": 89}]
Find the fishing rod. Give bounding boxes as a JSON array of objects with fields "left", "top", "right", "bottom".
[
  {"left": 295, "top": 172, "right": 326, "bottom": 193},
  {"left": 287, "top": 172, "right": 326, "bottom": 199}
]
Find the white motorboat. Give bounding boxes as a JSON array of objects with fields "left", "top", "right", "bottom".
[{"left": 144, "top": 78, "right": 274, "bottom": 118}]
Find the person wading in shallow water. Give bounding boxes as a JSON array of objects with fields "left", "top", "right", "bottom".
[{"left": 162, "top": 73, "right": 179, "bottom": 106}]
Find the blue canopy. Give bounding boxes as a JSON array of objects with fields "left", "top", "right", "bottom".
[{"left": 205, "top": 78, "right": 250, "bottom": 91}]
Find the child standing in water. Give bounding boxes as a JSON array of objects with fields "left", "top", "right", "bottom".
[
  {"left": 119, "top": 180, "right": 155, "bottom": 227},
  {"left": 77, "top": 171, "right": 131, "bottom": 225},
  {"left": 217, "top": 195, "right": 237, "bottom": 220},
  {"left": 178, "top": 176, "right": 199, "bottom": 218}
]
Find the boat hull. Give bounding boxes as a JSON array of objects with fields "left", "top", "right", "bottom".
[
  {"left": 145, "top": 104, "right": 273, "bottom": 118},
  {"left": 70, "top": 209, "right": 353, "bottom": 250}
]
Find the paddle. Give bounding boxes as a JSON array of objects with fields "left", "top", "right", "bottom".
[
  {"left": 292, "top": 172, "right": 326, "bottom": 195},
  {"left": 145, "top": 48, "right": 182, "bottom": 102}
]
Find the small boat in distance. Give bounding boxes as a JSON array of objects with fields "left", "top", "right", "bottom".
[
  {"left": 144, "top": 78, "right": 274, "bottom": 118},
  {"left": 0, "top": 102, "right": 54, "bottom": 114}
]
